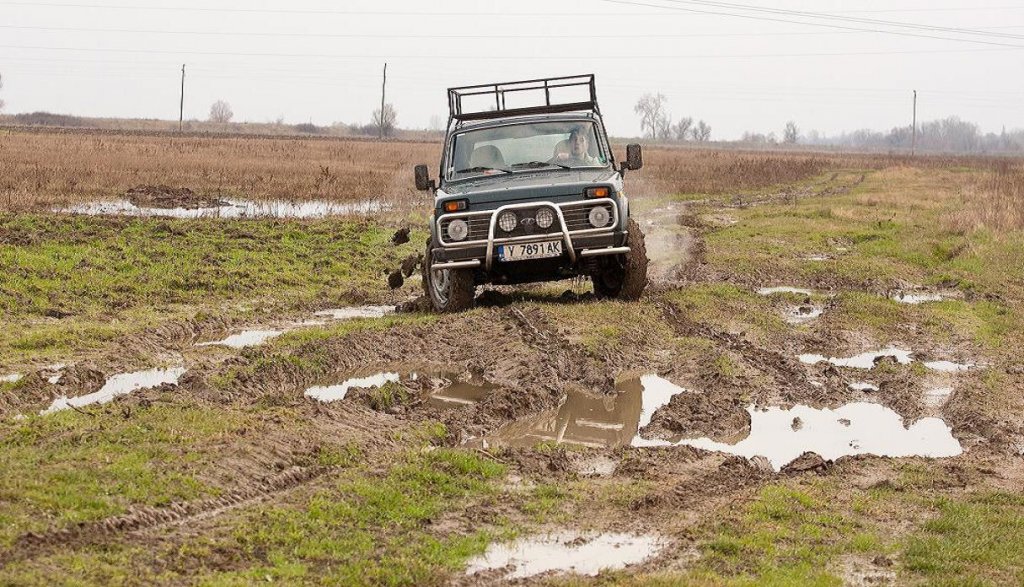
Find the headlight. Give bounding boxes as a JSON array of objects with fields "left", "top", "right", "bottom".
[
  {"left": 535, "top": 208, "right": 554, "bottom": 229},
  {"left": 498, "top": 211, "right": 518, "bottom": 233},
  {"left": 447, "top": 219, "right": 469, "bottom": 241},
  {"left": 588, "top": 206, "right": 611, "bottom": 228}
]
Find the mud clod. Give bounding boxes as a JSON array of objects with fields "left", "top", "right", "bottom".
[
  {"left": 400, "top": 253, "right": 421, "bottom": 278},
  {"left": 387, "top": 269, "right": 404, "bottom": 289},
  {"left": 391, "top": 227, "right": 411, "bottom": 245},
  {"left": 781, "top": 452, "right": 829, "bottom": 474}
]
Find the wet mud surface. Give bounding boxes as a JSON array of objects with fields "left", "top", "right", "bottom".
[{"left": 4, "top": 172, "right": 1023, "bottom": 584}]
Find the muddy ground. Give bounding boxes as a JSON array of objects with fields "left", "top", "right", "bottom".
[{"left": 2, "top": 165, "right": 1023, "bottom": 585}]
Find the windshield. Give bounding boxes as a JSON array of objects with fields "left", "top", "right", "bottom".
[{"left": 447, "top": 120, "right": 609, "bottom": 180}]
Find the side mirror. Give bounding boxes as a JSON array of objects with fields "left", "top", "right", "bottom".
[
  {"left": 414, "top": 164, "right": 435, "bottom": 192},
  {"left": 624, "top": 144, "right": 644, "bottom": 172}
]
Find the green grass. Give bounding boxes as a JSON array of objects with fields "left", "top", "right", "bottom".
[
  {"left": 0, "top": 214, "right": 423, "bottom": 366},
  {"left": 903, "top": 492, "right": 1024, "bottom": 585},
  {"left": 0, "top": 402, "right": 258, "bottom": 546}
]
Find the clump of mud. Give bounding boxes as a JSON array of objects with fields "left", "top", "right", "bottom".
[
  {"left": 644, "top": 392, "right": 751, "bottom": 443},
  {"left": 125, "top": 185, "right": 228, "bottom": 209}
]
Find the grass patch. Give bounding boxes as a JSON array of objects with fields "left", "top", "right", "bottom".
[
  {"left": 903, "top": 492, "right": 1024, "bottom": 584},
  {"left": 0, "top": 214, "right": 424, "bottom": 366},
  {"left": 200, "top": 449, "right": 506, "bottom": 585},
  {"left": 0, "top": 402, "right": 254, "bottom": 546}
]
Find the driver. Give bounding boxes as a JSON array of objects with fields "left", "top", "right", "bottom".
[{"left": 552, "top": 127, "right": 601, "bottom": 166}]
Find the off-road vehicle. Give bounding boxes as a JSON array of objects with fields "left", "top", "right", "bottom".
[{"left": 414, "top": 75, "right": 647, "bottom": 312}]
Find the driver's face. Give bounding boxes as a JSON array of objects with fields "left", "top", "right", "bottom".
[{"left": 570, "top": 133, "right": 588, "bottom": 156}]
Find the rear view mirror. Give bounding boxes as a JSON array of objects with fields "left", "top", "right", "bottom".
[
  {"left": 414, "top": 164, "right": 435, "bottom": 192},
  {"left": 625, "top": 144, "right": 643, "bottom": 171}
]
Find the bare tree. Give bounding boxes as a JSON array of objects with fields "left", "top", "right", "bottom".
[
  {"left": 209, "top": 100, "right": 233, "bottom": 123},
  {"left": 372, "top": 103, "right": 398, "bottom": 138},
  {"left": 634, "top": 93, "right": 668, "bottom": 140},
  {"left": 0, "top": 73, "right": 5, "bottom": 112},
  {"left": 691, "top": 120, "right": 712, "bottom": 142},
  {"left": 783, "top": 121, "right": 799, "bottom": 144},
  {"left": 673, "top": 117, "right": 693, "bottom": 141}
]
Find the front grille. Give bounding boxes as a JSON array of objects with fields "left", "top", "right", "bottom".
[
  {"left": 493, "top": 206, "right": 562, "bottom": 239},
  {"left": 440, "top": 201, "right": 615, "bottom": 245},
  {"left": 563, "top": 202, "right": 615, "bottom": 232}
]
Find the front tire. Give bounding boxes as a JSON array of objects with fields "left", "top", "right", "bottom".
[
  {"left": 422, "top": 245, "right": 475, "bottom": 313},
  {"left": 592, "top": 218, "right": 648, "bottom": 300}
]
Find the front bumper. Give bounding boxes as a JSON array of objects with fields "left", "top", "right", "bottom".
[{"left": 431, "top": 200, "right": 628, "bottom": 271}]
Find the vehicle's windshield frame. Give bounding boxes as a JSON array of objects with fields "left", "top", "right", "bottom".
[{"left": 442, "top": 117, "right": 613, "bottom": 184}]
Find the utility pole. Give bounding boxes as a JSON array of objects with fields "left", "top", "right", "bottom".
[
  {"left": 911, "top": 89, "right": 917, "bottom": 156},
  {"left": 179, "top": 64, "right": 185, "bottom": 132},
  {"left": 379, "top": 62, "right": 387, "bottom": 140}
]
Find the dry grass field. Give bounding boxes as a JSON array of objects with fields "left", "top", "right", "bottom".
[{"left": 2, "top": 127, "right": 1024, "bottom": 585}]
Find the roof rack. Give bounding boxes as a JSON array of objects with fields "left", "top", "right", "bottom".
[{"left": 447, "top": 74, "right": 599, "bottom": 125}]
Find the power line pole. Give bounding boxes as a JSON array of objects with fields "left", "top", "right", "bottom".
[
  {"left": 379, "top": 62, "right": 387, "bottom": 140},
  {"left": 911, "top": 89, "right": 917, "bottom": 156},
  {"left": 179, "top": 64, "right": 185, "bottom": 133}
]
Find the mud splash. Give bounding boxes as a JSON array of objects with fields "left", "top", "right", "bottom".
[
  {"left": 636, "top": 402, "right": 962, "bottom": 471},
  {"left": 196, "top": 329, "right": 284, "bottom": 349},
  {"left": 57, "top": 199, "right": 390, "bottom": 219},
  {"left": 304, "top": 372, "right": 400, "bottom": 403},
  {"left": 465, "top": 531, "right": 665, "bottom": 580},
  {"left": 41, "top": 367, "right": 187, "bottom": 415},
  {"left": 481, "top": 375, "right": 686, "bottom": 449}
]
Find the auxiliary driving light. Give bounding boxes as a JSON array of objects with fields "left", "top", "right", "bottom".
[
  {"left": 498, "top": 211, "right": 518, "bottom": 233},
  {"left": 447, "top": 219, "right": 469, "bottom": 241},
  {"left": 535, "top": 208, "right": 555, "bottom": 229},
  {"left": 588, "top": 206, "right": 611, "bottom": 228}
]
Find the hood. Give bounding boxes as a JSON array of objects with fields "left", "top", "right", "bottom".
[{"left": 441, "top": 168, "right": 621, "bottom": 206}]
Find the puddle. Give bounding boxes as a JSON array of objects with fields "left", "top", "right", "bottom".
[
  {"left": 848, "top": 382, "right": 880, "bottom": 392},
  {"left": 578, "top": 455, "right": 618, "bottom": 477},
  {"left": 427, "top": 380, "right": 495, "bottom": 408},
  {"left": 1, "top": 373, "right": 22, "bottom": 384},
  {"left": 720, "top": 404, "right": 962, "bottom": 468},
  {"left": 482, "top": 375, "right": 686, "bottom": 449},
  {"left": 196, "top": 329, "right": 284, "bottom": 349},
  {"left": 314, "top": 306, "right": 395, "bottom": 320},
  {"left": 57, "top": 199, "right": 390, "bottom": 219},
  {"left": 923, "top": 360, "right": 972, "bottom": 373},
  {"left": 802, "top": 348, "right": 977, "bottom": 373},
  {"left": 800, "top": 348, "right": 914, "bottom": 369},
  {"left": 757, "top": 286, "right": 813, "bottom": 296},
  {"left": 41, "top": 367, "right": 187, "bottom": 415},
  {"left": 890, "top": 290, "right": 959, "bottom": 305},
  {"left": 305, "top": 372, "right": 400, "bottom": 403},
  {"left": 638, "top": 402, "right": 962, "bottom": 471},
  {"left": 785, "top": 305, "right": 824, "bottom": 324},
  {"left": 464, "top": 531, "right": 664, "bottom": 580},
  {"left": 924, "top": 387, "right": 954, "bottom": 407}
]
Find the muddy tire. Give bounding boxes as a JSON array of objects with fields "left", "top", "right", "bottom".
[
  {"left": 422, "top": 245, "right": 475, "bottom": 313},
  {"left": 592, "top": 218, "right": 649, "bottom": 301}
]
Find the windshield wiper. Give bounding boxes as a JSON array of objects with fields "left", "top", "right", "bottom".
[
  {"left": 512, "top": 161, "right": 572, "bottom": 170},
  {"left": 455, "top": 165, "right": 512, "bottom": 175}
]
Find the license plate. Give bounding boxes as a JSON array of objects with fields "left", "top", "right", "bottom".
[{"left": 498, "top": 240, "right": 563, "bottom": 262}]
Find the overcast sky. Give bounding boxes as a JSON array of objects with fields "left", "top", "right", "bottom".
[{"left": 0, "top": 0, "right": 1021, "bottom": 139}]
